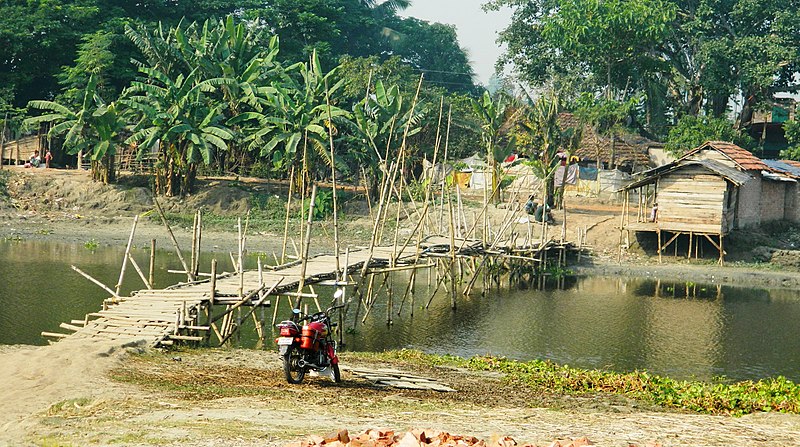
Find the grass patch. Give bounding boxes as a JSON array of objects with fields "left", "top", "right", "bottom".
[{"left": 359, "top": 350, "right": 800, "bottom": 416}]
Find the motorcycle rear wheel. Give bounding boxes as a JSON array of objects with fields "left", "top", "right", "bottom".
[
  {"left": 333, "top": 363, "right": 341, "bottom": 383},
  {"left": 283, "top": 346, "right": 305, "bottom": 384}
]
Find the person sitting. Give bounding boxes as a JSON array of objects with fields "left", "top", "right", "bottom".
[
  {"left": 25, "top": 150, "right": 41, "bottom": 168},
  {"left": 534, "top": 202, "right": 553, "bottom": 223},
  {"left": 524, "top": 195, "right": 536, "bottom": 215}
]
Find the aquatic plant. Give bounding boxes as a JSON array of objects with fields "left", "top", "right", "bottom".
[
  {"left": 84, "top": 239, "right": 99, "bottom": 251},
  {"left": 378, "top": 350, "right": 800, "bottom": 416}
]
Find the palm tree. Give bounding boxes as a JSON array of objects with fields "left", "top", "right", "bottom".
[{"left": 123, "top": 67, "right": 233, "bottom": 196}]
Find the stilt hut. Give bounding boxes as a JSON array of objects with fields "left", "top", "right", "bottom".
[
  {"left": 620, "top": 158, "right": 751, "bottom": 263},
  {"left": 617, "top": 140, "right": 800, "bottom": 263}
]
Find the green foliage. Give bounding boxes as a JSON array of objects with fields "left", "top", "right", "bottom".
[
  {"left": 249, "top": 193, "right": 287, "bottom": 219},
  {"left": 488, "top": 0, "right": 800, "bottom": 134},
  {"left": 665, "top": 115, "right": 754, "bottom": 157},
  {"left": 779, "top": 120, "right": 800, "bottom": 161},
  {"left": 301, "top": 188, "right": 336, "bottom": 220},
  {"left": 402, "top": 179, "right": 429, "bottom": 203},
  {"left": 381, "top": 350, "right": 800, "bottom": 416},
  {"left": 84, "top": 239, "right": 99, "bottom": 251},
  {"left": 249, "top": 161, "right": 272, "bottom": 179}
]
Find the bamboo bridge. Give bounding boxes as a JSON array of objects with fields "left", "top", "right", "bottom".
[{"left": 44, "top": 235, "right": 575, "bottom": 348}]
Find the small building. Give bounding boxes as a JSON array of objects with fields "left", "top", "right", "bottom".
[{"left": 619, "top": 141, "right": 797, "bottom": 263}]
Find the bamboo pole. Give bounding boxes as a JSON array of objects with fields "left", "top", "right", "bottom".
[
  {"left": 127, "top": 252, "right": 151, "bottom": 289},
  {"left": 149, "top": 239, "right": 156, "bottom": 288},
  {"left": 447, "top": 183, "right": 457, "bottom": 309},
  {"left": 295, "top": 185, "right": 318, "bottom": 309},
  {"left": 71, "top": 265, "right": 121, "bottom": 300},
  {"left": 238, "top": 217, "right": 244, "bottom": 298},
  {"left": 324, "top": 77, "right": 341, "bottom": 280},
  {"left": 190, "top": 211, "right": 198, "bottom": 279},
  {"left": 196, "top": 211, "right": 202, "bottom": 275},
  {"left": 153, "top": 196, "right": 194, "bottom": 282},
  {"left": 281, "top": 166, "right": 295, "bottom": 263},
  {"left": 0, "top": 112, "right": 7, "bottom": 170},
  {"left": 115, "top": 215, "right": 139, "bottom": 295}
]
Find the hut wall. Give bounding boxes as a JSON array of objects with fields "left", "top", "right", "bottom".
[
  {"left": 785, "top": 184, "right": 800, "bottom": 223},
  {"left": 735, "top": 178, "right": 762, "bottom": 228},
  {"left": 722, "top": 184, "right": 737, "bottom": 234},
  {"left": 657, "top": 167, "right": 725, "bottom": 231},
  {"left": 760, "top": 179, "right": 788, "bottom": 222}
]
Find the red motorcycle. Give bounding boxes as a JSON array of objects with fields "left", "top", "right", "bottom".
[{"left": 275, "top": 291, "right": 344, "bottom": 384}]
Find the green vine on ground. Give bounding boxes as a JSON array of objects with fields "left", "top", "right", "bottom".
[{"left": 377, "top": 350, "right": 800, "bottom": 416}]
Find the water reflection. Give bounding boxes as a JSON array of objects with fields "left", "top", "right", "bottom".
[
  {"left": 2, "top": 239, "right": 800, "bottom": 382},
  {"left": 343, "top": 274, "right": 800, "bottom": 382}
]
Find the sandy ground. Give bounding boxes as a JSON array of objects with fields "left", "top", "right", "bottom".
[{"left": 3, "top": 167, "right": 800, "bottom": 446}]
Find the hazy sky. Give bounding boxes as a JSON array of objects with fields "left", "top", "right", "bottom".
[{"left": 400, "top": 1, "right": 512, "bottom": 86}]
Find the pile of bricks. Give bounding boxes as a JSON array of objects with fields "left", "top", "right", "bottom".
[{"left": 286, "top": 428, "right": 664, "bottom": 447}]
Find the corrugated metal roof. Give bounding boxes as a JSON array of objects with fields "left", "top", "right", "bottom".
[
  {"left": 681, "top": 141, "right": 768, "bottom": 171},
  {"left": 766, "top": 159, "right": 800, "bottom": 178},
  {"left": 623, "top": 159, "right": 753, "bottom": 190},
  {"left": 783, "top": 160, "right": 800, "bottom": 170}
]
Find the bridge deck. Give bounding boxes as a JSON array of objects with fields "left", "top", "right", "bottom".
[{"left": 52, "top": 235, "right": 560, "bottom": 346}]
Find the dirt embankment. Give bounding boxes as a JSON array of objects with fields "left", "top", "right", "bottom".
[{"left": 3, "top": 343, "right": 800, "bottom": 447}]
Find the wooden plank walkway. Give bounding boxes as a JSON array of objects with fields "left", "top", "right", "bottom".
[{"left": 57, "top": 237, "right": 484, "bottom": 346}]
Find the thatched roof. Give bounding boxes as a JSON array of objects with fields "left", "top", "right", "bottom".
[{"left": 558, "top": 113, "right": 660, "bottom": 170}]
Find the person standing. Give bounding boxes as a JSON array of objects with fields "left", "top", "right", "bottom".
[{"left": 44, "top": 149, "right": 52, "bottom": 168}]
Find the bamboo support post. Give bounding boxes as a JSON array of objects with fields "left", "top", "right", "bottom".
[
  {"left": 71, "top": 265, "right": 122, "bottom": 300},
  {"left": 127, "top": 252, "right": 151, "bottom": 289},
  {"left": 149, "top": 239, "right": 156, "bottom": 288},
  {"left": 153, "top": 196, "right": 194, "bottom": 282},
  {"left": 281, "top": 166, "right": 295, "bottom": 263},
  {"left": 115, "top": 215, "right": 139, "bottom": 295},
  {"left": 295, "top": 185, "right": 317, "bottom": 309}
]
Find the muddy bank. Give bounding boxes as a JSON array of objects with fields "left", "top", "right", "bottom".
[{"left": 572, "top": 262, "right": 800, "bottom": 290}]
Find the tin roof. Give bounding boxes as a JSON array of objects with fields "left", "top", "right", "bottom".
[
  {"left": 764, "top": 160, "right": 800, "bottom": 178},
  {"left": 681, "top": 141, "right": 768, "bottom": 171}
]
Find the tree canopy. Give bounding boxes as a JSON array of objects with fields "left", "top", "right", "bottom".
[{"left": 486, "top": 0, "right": 800, "bottom": 138}]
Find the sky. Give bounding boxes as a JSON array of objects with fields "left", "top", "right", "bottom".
[{"left": 400, "top": 0, "right": 513, "bottom": 86}]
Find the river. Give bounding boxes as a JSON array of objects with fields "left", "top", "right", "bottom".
[{"left": 1, "top": 238, "right": 799, "bottom": 382}]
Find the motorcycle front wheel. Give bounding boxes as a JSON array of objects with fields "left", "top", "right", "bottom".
[{"left": 283, "top": 346, "right": 306, "bottom": 384}]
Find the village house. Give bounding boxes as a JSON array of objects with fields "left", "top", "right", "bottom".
[{"left": 619, "top": 140, "right": 800, "bottom": 263}]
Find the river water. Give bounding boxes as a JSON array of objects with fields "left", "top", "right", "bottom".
[{"left": 2, "top": 239, "right": 799, "bottom": 382}]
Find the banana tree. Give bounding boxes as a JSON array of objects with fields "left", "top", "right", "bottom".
[
  {"left": 242, "top": 52, "right": 348, "bottom": 182},
  {"left": 351, "top": 79, "right": 425, "bottom": 197},
  {"left": 26, "top": 74, "right": 123, "bottom": 183},
  {"left": 471, "top": 91, "right": 511, "bottom": 203},
  {"left": 520, "top": 94, "right": 579, "bottom": 208},
  {"left": 123, "top": 67, "right": 233, "bottom": 196}
]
